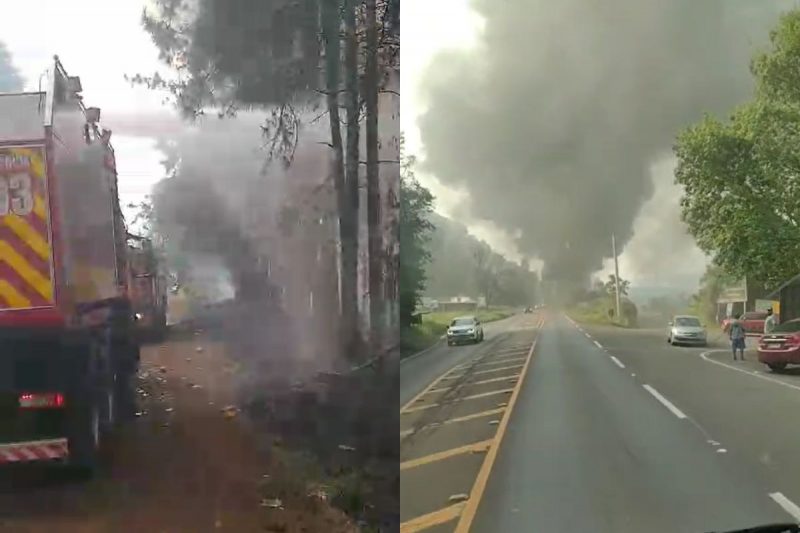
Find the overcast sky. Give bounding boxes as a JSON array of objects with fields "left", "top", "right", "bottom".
[{"left": 0, "top": 0, "right": 172, "bottom": 222}]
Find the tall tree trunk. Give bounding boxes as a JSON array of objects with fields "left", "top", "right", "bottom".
[
  {"left": 343, "top": 0, "right": 363, "bottom": 360},
  {"left": 321, "top": 0, "right": 357, "bottom": 360},
  {"left": 364, "top": 0, "right": 382, "bottom": 357}
]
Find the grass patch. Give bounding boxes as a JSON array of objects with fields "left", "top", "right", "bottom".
[
  {"left": 400, "top": 307, "right": 515, "bottom": 358},
  {"left": 569, "top": 298, "right": 637, "bottom": 328}
]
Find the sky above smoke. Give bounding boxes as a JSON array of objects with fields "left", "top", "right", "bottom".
[{"left": 417, "top": 0, "right": 792, "bottom": 285}]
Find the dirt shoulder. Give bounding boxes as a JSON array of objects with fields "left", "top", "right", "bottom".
[{"left": 0, "top": 332, "right": 356, "bottom": 533}]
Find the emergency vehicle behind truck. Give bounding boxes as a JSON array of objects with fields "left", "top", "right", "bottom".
[{"left": 0, "top": 56, "right": 139, "bottom": 473}]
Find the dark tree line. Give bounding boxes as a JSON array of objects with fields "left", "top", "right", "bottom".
[{"left": 134, "top": 0, "right": 400, "bottom": 361}]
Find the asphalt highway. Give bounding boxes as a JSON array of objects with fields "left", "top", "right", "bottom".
[{"left": 400, "top": 312, "right": 800, "bottom": 533}]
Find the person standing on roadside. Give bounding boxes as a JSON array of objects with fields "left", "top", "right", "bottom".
[
  {"left": 729, "top": 314, "right": 747, "bottom": 361},
  {"left": 764, "top": 308, "right": 777, "bottom": 335}
]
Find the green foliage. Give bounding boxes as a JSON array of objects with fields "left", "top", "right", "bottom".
[
  {"left": 424, "top": 214, "right": 538, "bottom": 306},
  {"left": 399, "top": 146, "right": 435, "bottom": 327},
  {"left": 604, "top": 274, "right": 630, "bottom": 298},
  {"left": 400, "top": 307, "right": 514, "bottom": 357},
  {"left": 675, "top": 9, "right": 800, "bottom": 289},
  {"left": 752, "top": 10, "right": 800, "bottom": 104},
  {"left": 570, "top": 296, "right": 638, "bottom": 328},
  {"left": 688, "top": 264, "right": 734, "bottom": 323}
]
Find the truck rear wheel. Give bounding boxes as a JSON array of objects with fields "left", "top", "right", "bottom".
[
  {"left": 112, "top": 333, "right": 139, "bottom": 422},
  {"left": 66, "top": 394, "right": 102, "bottom": 477},
  {"left": 66, "top": 334, "right": 113, "bottom": 477}
]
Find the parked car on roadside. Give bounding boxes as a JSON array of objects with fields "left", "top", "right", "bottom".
[
  {"left": 446, "top": 316, "right": 484, "bottom": 346},
  {"left": 667, "top": 315, "right": 708, "bottom": 346},
  {"left": 722, "top": 311, "right": 773, "bottom": 335},
  {"left": 757, "top": 318, "right": 800, "bottom": 372}
]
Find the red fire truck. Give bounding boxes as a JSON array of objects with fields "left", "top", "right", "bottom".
[{"left": 0, "top": 56, "right": 139, "bottom": 473}]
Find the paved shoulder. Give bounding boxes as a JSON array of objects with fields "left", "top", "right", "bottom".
[{"left": 399, "top": 315, "right": 543, "bottom": 532}]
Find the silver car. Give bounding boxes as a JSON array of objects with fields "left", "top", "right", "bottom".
[
  {"left": 667, "top": 315, "right": 708, "bottom": 347},
  {"left": 447, "top": 316, "right": 485, "bottom": 346}
]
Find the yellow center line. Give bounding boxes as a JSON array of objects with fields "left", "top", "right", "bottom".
[
  {"left": 453, "top": 323, "right": 543, "bottom": 533},
  {"left": 400, "top": 439, "right": 493, "bottom": 471},
  {"left": 400, "top": 407, "right": 506, "bottom": 438},
  {"left": 428, "top": 375, "right": 520, "bottom": 394},
  {"left": 400, "top": 502, "right": 467, "bottom": 533},
  {"left": 401, "top": 388, "right": 515, "bottom": 414}
]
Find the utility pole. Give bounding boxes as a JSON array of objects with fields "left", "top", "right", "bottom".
[{"left": 612, "top": 233, "right": 621, "bottom": 322}]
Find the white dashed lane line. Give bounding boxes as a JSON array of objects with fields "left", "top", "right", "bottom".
[
  {"left": 770, "top": 492, "right": 800, "bottom": 522},
  {"left": 642, "top": 384, "right": 687, "bottom": 420},
  {"left": 610, "top": 355, "right": 625, "bottom": 369},
  {"left": 593, "top": 340, "right": 603, "bottom": 349}
]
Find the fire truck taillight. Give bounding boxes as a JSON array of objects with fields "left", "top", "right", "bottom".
[{"left": 19, "top": 392, "right": 65, "bottom": 409}]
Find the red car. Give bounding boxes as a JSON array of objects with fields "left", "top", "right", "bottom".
[
  {"left": 722, "top": 311, "right": 772, "bottom": 336},
  {"left": 757, "top": 318, "right": 800, "bottom": 372}
]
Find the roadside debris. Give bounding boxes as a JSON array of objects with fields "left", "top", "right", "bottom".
[
  {"left": 448, "top": 493, "right": 469, "bottom": 503},
  {"left": 222, "top": 405, "right": 239, "bottom": 419},
  {"left": 337, "top": 444, "right": 356, "bottom": 452},
  {"left": 307, "top": 483, "right": 331, "bottom": 502},
  {"left": 261, "top": 498, "right": 284, "bottom": 509}
]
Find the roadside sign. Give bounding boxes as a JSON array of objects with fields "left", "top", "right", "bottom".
[
  {"left": 756, "top": 299, "right": 780, "bottom": 315},
  {"left": 718, "top": 279, "right": 747, "bottom": 304}
]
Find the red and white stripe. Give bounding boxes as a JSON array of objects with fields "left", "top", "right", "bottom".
[{"left": 0, "top": 438, "right": 68, "bottom": 463}]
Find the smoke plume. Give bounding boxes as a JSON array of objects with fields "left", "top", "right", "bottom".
[{"left": 418, "top": 0, "right": 791, "bottom": 283}]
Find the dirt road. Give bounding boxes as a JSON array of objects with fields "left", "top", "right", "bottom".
[{"left": 0, "top": 331, "right": 356, "bottom": 533}]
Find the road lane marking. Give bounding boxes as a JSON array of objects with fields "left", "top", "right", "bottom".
[
  {"left": 446, "top": 364, "right": 525, "bottom": 379},
  {"left": 453, "top": 336, "right": 539, "bottom": 533},
  {"left": 456, "top": 357, "right": 527, "bottom": 370},
  {"left": 593, "top": 340, "right": 603, "bottom": 349},
  {"left": 642, "top": 384, "right": 687, "bottom": 419},
  {"left": 428, "top": 375, "right": 520, "bottom": 393},
  {"left": 770, "top": 492, "right": 800, "bottom": 522},
  {"left": 610, "top": 356, "right": 625, "bottom": 369},
  {"left": 402, "top": 389, "right": 516, "bottom": 413},
  {"left": 700, "top": 350, "right": 800, "bottom": 394},
  {"left": 400, "top": 502, "right": 467, "bottom": 533},
  {"left": 492, "top": 348, "right": 530, "bottom": 357},
  {"left": 400, "top": 439, "right": 493, "bottom": 471},
  {"left": 400, "top": 408, "right": 507, "bottom": 439},
  {"left": 402, "top": 370, "right": 457, "bottom": 414},
  {"left": 469, "top": 357, "right": 527, "bottom": 367}
]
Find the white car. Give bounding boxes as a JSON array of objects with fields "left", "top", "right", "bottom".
[
  {"left": 447, "top": 316, "right": 484, "bottom": 346},
  {"left": 667, "top": 315, "right": 708, "bottom": 347}
]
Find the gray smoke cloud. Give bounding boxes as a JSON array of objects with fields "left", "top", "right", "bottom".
[
  {"left": 418, "top": 0, "right": 792, "bottom": 284},
  {"left": 0, "top": 41, "right": 23, "bottom": 91}
]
